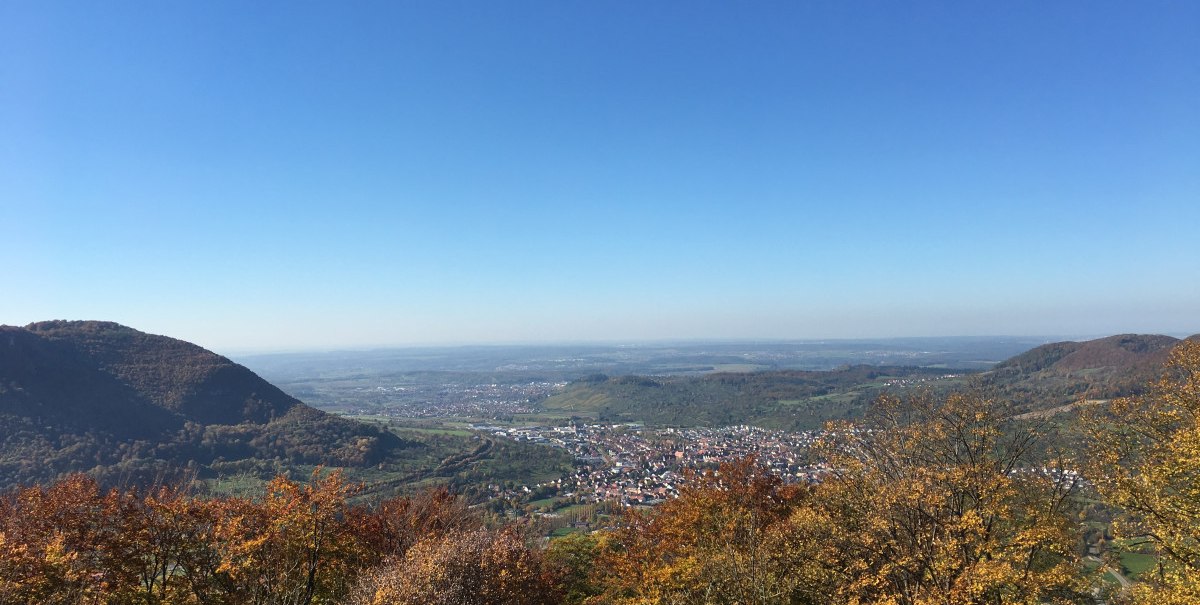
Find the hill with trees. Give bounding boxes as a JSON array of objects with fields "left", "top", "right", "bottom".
[
  {"left": 979, "top": 333, "right": 1195, "bottom": 413},
  {"left": 542, "top": 365, "right": 962, "bottom": 429},
  {"left": 0, "top": 321, "right": 411, "bottom": 487}
]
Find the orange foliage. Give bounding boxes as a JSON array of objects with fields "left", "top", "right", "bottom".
[
  {"left": 0, "top": 470, "right": 491, "bottom": 605},
  {"left": 817, "top": 391, "right": 1086, "bottom": 604},
  {"left": 594, "top": 457, "right": 825, "bottom": 604},
  {"left": 347, "top": 485, "right": 480, "bottom": 567},
  {"left": 346, "top": 526, "right": 562, "bottom": 605}
]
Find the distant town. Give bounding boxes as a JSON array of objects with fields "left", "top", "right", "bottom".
[
  {"left": 342, "top": 381, "right": 565, "bottom": 418},
  {"left": 480, "top": 423, "right": 827, "bottom": 508}
]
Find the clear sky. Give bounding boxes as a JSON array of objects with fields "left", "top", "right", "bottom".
[{"left": 2, "top": 2, "right": 1197, "bottom": 352}]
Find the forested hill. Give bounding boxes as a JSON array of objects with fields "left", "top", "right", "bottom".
[
  {"left": 0, "top": 321, "right": 408, "bottom": 487},
  {"left": 980, "top": 333, "right": 1197, "bottom": 411},
  {"left": 13, "top": 320, "right": 304, "bottom": 426},
  {"left": 542, "top": 365, "right": 961, "bottom": 429}
]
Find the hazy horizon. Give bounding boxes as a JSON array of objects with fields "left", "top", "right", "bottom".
[
  {"left": 4, "top": 2, "right": 1197, "bottom": 352},
  {"left": 3, "top": 317, "right": 1197, "bottom": 358}
]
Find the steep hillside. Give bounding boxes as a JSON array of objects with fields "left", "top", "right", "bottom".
[
  {"left": 0, "top": 321, "right": 408, "bottom": 487},
  {"left": 983, "top": 334, "right": 1185, "bottom": 411},
  {"left": 10, "top": 321, "right": 305, "bottom": 427}
]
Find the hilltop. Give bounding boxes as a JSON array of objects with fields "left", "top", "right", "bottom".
[
  {"left": 980, "top": 333, "right": 1195, "bottom": 411},
  {"left": 0, "top": 321, "right": 409, "bottom": 487}
]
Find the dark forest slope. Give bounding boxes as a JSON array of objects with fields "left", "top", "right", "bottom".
[{"left": 0, "top": 321, "right": 409, "bottom": 487}]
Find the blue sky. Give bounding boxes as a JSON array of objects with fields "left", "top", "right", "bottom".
[{"left": 2, "top": 2, "right": 1197, "bottom": 352}]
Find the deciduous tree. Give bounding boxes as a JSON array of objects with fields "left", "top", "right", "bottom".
[
  {"left": 819, "top": 391, "right": 1088, "bottom": 605},
  {"left": 215, "top": 469, "right": 361, "bottom": 605},
  {"left": 1084, "top": 340, "right": 1200, "bottom": 604},
  {"left": 592, "top": 457, "right": 827, "bottom": 604},
  {"left": 347, "top": 526, "right": 561, "bottom": 605}
]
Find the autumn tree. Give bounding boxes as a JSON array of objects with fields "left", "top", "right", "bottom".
[
  {"left": 347, "top": 526, "right": 562, "bottom": 605},
  {"left": 347, "top": 485, "right": 479, "bottom": 568},
  {"left": 0, "top": 468, "right": 505, "bottom": 605},
  {"left": 592, "top": 457, "right": 830, "bottom": 604},
  {"left": 818, "top": 390, "right": 1089, "bottom": 605},
  {"left": 0, "top": 474, "right": 110, "bottom": 604},
  {"left": 119, "top": 481, "right": 232, "bottom": 605},
  {"left": 1083, "top": 340, "right": 1200, "bottom": 604},
  {"left": 215, "top": 469, "right": 362, "bottom": 605}
]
